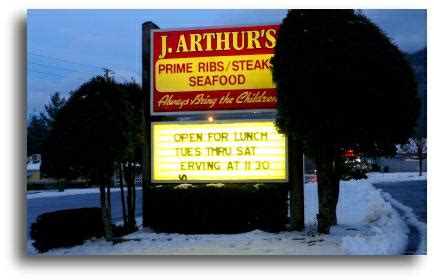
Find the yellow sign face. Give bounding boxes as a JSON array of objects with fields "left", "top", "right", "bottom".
[
  {"left": 152, "top": 121, "right": 287, "bottom": 182},
  {"left": 155, "top": 54, "right": 274, "bottom": 92}
]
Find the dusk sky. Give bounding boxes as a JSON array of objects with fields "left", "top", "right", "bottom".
[{"left": 27, "top": 9, "right": 427, "bottom": 117}]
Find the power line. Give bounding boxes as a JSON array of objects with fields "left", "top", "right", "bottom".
[
  {"left": 114, "top": 76, "right": 127, "bottom": 82},
  {"left": 28, "top": 53, "right": 129, "bottom": 83},
  {"left": 28, "top": 52, "right": 104, "bottom": 70},
  {"left": 28, "top": 69, "right": 87, "bottom": 81},
  {"left": 113, "top": 72, "right": 131, "bottom": 82},
  {"left": 28, "top": 62, "right": 96, "bottom": 75}
]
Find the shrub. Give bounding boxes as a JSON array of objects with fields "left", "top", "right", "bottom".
[
  {"left": 371, "top": 163, "right": 380, "bottom": 172},
  {"left": 143, "top": 183, "right": 288, "bottom": 234},
  {"left": 30, "top": 208, "right": 104, "bottom": 253},
  {"left": 27, "top": 183, "right": 46, "bottom": 190},
  {"left": 341, "top": 158, "right": 371, "bottom": 180}
]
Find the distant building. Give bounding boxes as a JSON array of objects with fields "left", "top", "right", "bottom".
[
  {"left": 374, "top": 154, "right": 427, "bottom": 173},
  {"left": 27, "top": 154, "right": 56, "bottom": 185},
  {"left": 27, "top": 154, "right": 87, "bottom": 186}
]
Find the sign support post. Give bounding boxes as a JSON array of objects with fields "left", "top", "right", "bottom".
[
  {"left": 141, "top": 21, "right": 159, "bottom": 226},
  {"left": 288, "top": 137, "right": 305, "bottom": 231}
]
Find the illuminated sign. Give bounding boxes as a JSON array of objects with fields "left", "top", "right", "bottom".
[
  {"left": 151, "top": 24, "right": 280, "bottom": 115},
  {"left": 152, "top": 120, "right": 287, "bottom": 182}
]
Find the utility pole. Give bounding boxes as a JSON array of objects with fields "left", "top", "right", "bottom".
[{"left": 102, "top": 68, "right": 114, "bottom": 80}]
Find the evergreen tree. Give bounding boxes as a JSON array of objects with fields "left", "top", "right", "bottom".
[
  {"left": 41, "top": 76, "right": 134, "bottom": 240},
  {"left": 406, "top": 48, "right": 427, "bottom": 138},
  {"left": 27, "top": 115, "right": 49, "bottom": 156},
  {"left": 27, "top": 92, "right": 66, "bottom": 156},
  {"left": 40, "top": 92, "right": 66, "bottom": 129},
  {"left": 272, "top": 10, "right": 420, "bottom": 233}
]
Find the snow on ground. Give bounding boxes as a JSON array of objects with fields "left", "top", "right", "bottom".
[
  {"left": 366, "top": 172, "right": 426, "bottom": 183},
  {"left": 27, "top": 187, "right": 127, "bottom": 199},
  {"left": 41, "top": 180, "right": 409, "bottom": 255}
]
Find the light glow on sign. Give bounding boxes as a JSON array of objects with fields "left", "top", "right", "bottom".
[{"left": 152, "top": 121, "right": 287, "bottom": 182}]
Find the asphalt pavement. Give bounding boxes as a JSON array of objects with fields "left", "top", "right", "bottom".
[
  {"left": 373, "top": 180, "right": 427, "bottom": 223},
  {"left": 373, "top": 180, "right": 427, "bottom": 255},
  {"left": 27, "top": 190, "right": 142, "bottom": 238}
]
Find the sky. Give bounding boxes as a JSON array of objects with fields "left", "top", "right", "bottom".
[{"left": 26, "top": 9, "right": 427, "bottom": 117}]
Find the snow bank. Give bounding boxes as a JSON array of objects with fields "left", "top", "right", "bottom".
[
  {"left": 173, "top": 183, "right": 194, "bottom": 189},
  {"left": 206, "top": 183, "right": 225, "bottom": 187},
  {"left": 305, "top": 180, "right": 409, "bottom": 255},
  {"left": 366, "top": 172, "right": 426, "bottom": 183},
  {"left": 339, "top": 183, "right": 409, "bottom": 255},
  {"left": 39, "top": 180, "right": 409, "bottom": 255}
]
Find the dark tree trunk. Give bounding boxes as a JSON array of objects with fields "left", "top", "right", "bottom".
[
  {"left": 132, "top": 164, "right": 137, "bottom": 220},
  {"left": 416, "top": 138, "right": 423, "bottom": 176},
  {"left": 288, "top": 137, "right": 305, "bottom": 231},
  {"left": 118, "top": 164, "right": 127, "bottom": 226},
  {"left": 125, "top": 162, "right": 136, "bottom": 231},
  {"left": 106, "top": 185, "right": 112, "bottom": 230},
  {"left": 99, "top": 185, "right": 113, "bottom": 241},
  {"left": 418, "top": 150, "right": 423, "bottom": 176},
  {"left": 316, "top": 145, "right": 341, "bottom": 234}
]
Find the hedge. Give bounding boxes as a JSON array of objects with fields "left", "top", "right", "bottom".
[
  {"left": 30, "top": 207, "right": 104, "bottom": 253},
  {"left": 143, "top": 183, "right": 288, "bottom": 234}
]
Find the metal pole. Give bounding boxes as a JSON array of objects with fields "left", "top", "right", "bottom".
[{"left": 141, "top": 21, "right": 159, "bottom": 227}]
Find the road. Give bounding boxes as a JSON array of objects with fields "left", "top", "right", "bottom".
[
  {"left": 27, "top": 190, "right": 142, "bottom": 238},
  {"left": 373, "top": 181, "right": 427, "bottom": 223},
  {"left": 373, "top": 180, "right": 427, "bottom": 255}
]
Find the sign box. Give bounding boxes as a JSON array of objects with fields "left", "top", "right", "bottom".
[
  {"left": 151, "top": 24, "right": 280, "bottom": 115},
  {"left": 152, "top": 120, "right": 287, "bottom": 183}
]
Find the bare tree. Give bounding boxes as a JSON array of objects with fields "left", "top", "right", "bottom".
[{"left": 398, "top": 138, "right": 427, "bottom": 176}]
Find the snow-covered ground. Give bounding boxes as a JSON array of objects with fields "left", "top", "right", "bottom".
[
  {"left": 27, "top": 187, "right": 124, "bottom": 200},
  {"left": 36, "top": 178, "right": 411, "bottom": 255},
  {"left": 366, "top": 172, "right": 426, "bottom": 183}
]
